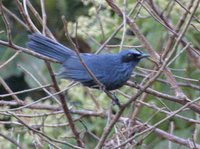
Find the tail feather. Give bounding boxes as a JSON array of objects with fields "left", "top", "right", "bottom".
[{"left": 27, "top": 33, "right": 75, "bottom": 62}]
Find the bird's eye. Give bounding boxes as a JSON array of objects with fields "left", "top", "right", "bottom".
[{"left": 127, "top": 53, "right": 132, "bottom": 57}]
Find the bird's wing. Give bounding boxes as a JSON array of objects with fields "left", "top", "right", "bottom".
[{"left": 59, "top": 55, "right": 105, "bottom": 85}]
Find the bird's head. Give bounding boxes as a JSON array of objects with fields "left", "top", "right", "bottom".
[{"left": 120, "top": 49, "right": 149, "bottom": 63}]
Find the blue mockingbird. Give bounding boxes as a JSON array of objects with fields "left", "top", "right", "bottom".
[{"left": 27, "top": 34, "right": 149, "bottom": 105}]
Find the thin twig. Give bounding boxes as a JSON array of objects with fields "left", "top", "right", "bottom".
[
  {"left": 0, "top": 132, "right": 24, "bottom": 149},
  {"left": 0, "top": 1, "right": 13, "bottom": 44},
  {"left": 0, "top": 51, "right": 20, "bottom": 69},
  {"left": 8, "top": 111, "right": 83, "bottom": 149},
  {"left": 0, "top": 76, "right": 22, "bottom": 103},
  {"left": 18, "top": 65, "right": 61, "bottom": 105}
]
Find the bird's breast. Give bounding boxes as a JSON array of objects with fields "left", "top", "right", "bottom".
[{"left": 103, "top": 63, "right": 134, "bottom": 90}]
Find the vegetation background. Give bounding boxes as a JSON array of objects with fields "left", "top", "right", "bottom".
[{"left": 0, "top": 0, "right": 200, "bottom": 148}]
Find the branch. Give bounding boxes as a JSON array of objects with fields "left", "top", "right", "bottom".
[
  {"left": 105, "top": 0, "right": 186, "bottom": 98},
  {"left": 0, "top": 132, "right": 24, "bottom": 149}
]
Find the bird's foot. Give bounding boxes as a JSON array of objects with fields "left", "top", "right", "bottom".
[
  {"left": 104, "top": 91, "right": 121, "bottom": 108},
  {"left": 111, "top": 93, "right": 121, "bottom": 108}
]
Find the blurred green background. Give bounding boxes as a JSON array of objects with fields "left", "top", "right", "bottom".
[{"left": 0, "top": 0, "right": 200, "bottom": 148}]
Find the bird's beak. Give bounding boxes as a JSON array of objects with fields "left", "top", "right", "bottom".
[{"left": 138, "top": 53, "right": 150, "bottom": 59}]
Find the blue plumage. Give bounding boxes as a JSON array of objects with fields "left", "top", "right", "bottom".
[{"left": 27, "top": 33, "right": 149, "bottom": 90}]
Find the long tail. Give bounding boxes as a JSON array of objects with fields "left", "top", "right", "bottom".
[{"left": 27, "top": 33, "right": 75, "bottom": 62}]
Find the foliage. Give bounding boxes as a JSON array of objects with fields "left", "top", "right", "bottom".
[{"left": 0, "top": 0, "right": 200, "bottom": 148}]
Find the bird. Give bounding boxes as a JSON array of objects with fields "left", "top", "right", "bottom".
[{"left": 27, "top": 33, "right": 149, "bottom": 91}]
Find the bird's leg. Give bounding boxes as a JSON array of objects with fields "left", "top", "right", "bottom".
[
  {"left": 99, "top": 84, "right": 106, "bottom": 91},
  {"left": 111, "top": 92, "right": 121, "bottom": 108},
  {"left": 105, "top": 91, "right": 121, "bottom": 108}
]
